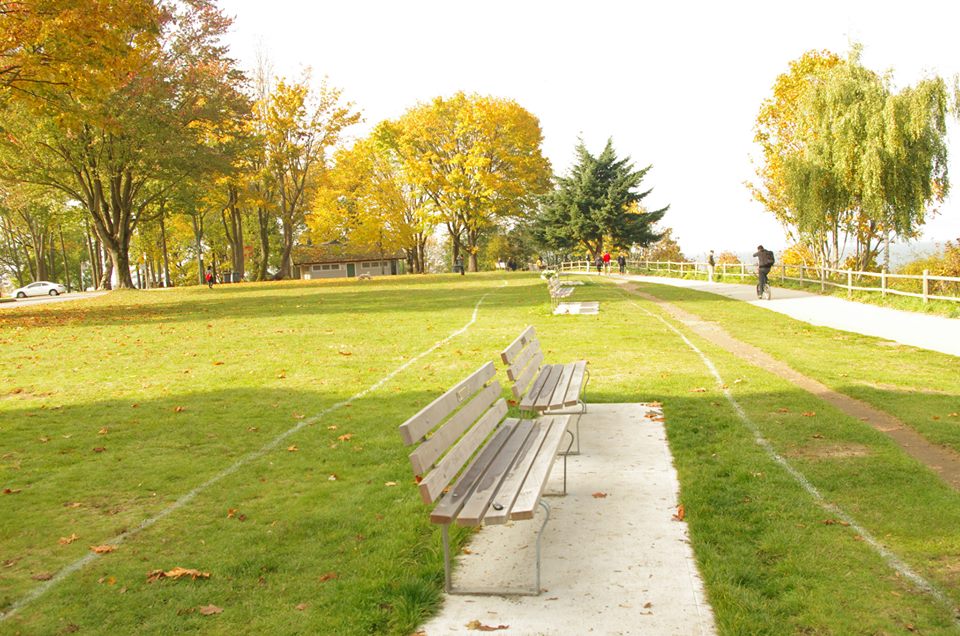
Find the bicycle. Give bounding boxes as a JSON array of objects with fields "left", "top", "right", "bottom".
[{"left": 756, "top": 267, "right": 772, "bottom": 300}]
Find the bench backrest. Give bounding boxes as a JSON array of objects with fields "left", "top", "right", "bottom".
[
  {"left": 499, "top": 326, "right": 544, "bottom": 401},
  {"left": 397, "top": 362, "right": 508, "bottom": 505}
]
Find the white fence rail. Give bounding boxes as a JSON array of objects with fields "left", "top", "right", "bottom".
[{"left": 559, "top": 259, "right": 960, "bottom": 304}]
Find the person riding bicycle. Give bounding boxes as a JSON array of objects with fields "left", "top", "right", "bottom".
[{"left": 753, "top": 245, "right": 775, "bottom": 297}]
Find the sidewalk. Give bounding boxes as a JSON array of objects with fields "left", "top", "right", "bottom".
[
  {"left": 419, "top": 404, "right": 717, "bottom": 636},
  {"left": 623, "top": 275, "right": 960, "bottom": 358}
]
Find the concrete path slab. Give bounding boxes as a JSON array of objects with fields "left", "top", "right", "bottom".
[
  {"left": 419, "top": 404, "right": 717, "bottom": 636},
  {"left": 622, "top": 275, "right": 960, "bottom": 358}
]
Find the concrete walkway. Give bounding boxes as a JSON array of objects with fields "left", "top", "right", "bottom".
[
  {"left": 419, "top": 404, "right": 717, "bottom": 636},
  {"left": 623, "top": 275, "right": 960, "bottom": 358}
]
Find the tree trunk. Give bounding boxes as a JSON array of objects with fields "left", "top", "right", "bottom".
[
  {"left": 159, "top": 211, "right": 171, "bottom": 287},
  {"left": 59, "top": 225, "right": 71, "bottom": 292},
  {"left": 192, "top": 213, "right": 205, "bottom": 286},
  {"left": 221, "top": 186, "right": 244, "bottom": 280},
  {"left": 280, "top": 221, "right": 294, "bottom": 279},
  {"left": 257, "top": 207, "right": 271, "bottom": 281}
]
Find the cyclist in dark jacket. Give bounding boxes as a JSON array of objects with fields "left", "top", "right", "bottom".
[{"left": 753, "top": 245, "right": 775, "bottom": 295}]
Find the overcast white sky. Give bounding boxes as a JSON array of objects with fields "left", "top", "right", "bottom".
[{"left": 221, "top": 0, "right": 960, "bottom": 258}]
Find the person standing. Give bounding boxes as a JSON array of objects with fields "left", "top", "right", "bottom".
[
  {"left": 707, "top": 250, "right": 716, "bottom": 283},
  {"left": 602, "top": 251, "right": 611, "bottom": 274},
  {"left": 594, "top": 254, "right": 603, "bottom": 274},
  {"left": 617, "top": 253, "right": 626, "bottom": 275},
  {"left": 205, "top": 266, "right": 214, "bottom": 289}
]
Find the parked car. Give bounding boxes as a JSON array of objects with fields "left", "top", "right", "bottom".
[{"left": 12, "top": 281, "right": 67, "bottom": 299}]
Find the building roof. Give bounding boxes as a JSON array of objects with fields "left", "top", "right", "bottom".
[{"left": 293, "top": 243, "right": 405, "bottom": 265}]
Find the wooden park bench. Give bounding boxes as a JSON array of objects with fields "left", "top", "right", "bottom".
[
  {"left": 545, "top": 275, "right": 575, "bottom": 309},
  {"left": 501, "top": 326, "right": 589, "bottom": 453},
  {"left": 397, "top": 361, "right": 573, "bottom": 596}
]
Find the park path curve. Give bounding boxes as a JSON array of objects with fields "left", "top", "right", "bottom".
[
  {"left": 621, "top": 275, "right": 960, "bottom": 358},
  {"left": 620, "top": 282, "right": 960, "bottom": 492}
]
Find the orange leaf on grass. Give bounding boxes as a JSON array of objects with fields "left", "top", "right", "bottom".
[
  {"left": 146, "top": 567, "right": 211, "bottom": 583},
  {"left": 59, "top": 533, "right": 79, "bottom": 545},
  {"left": 2, "top": 488, "right": 21, "bottom": 495},
  {"left": 90, "top": 545, "right": 116, "bottom": 554},
  {"left": 801, "top": 412, "right": 816, "bottom": 417},
  {"left": 174, "top": 406, "right": 185, "bottom": 413},
  {"left": 287, "top": 445, "right": 298, "bottom": 452},
  {"left": 199, "top": 605, "right": 222, "bottom": 615},
  {"left": 338, "top": 351, "right": 352, "bottom": 356},
  {"left": 337, "top": 433, "right": 353, "bottom": 442},
  {"left": 318, "top": 572, "right": 338, "bottom": 582}
]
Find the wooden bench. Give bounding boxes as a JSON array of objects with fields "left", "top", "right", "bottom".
[
  {"left": 545, "top": 275, "right": 575, "bottom": 309},
  {"left": 397, "top": 361, "right": 573, "bottom": 596},
  {"left": 501, "top": 326, "right": 589, "bottom": 454}
]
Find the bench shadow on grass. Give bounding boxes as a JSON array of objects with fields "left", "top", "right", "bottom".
[
  {"left": 0, "top": 275, "right": 550, "bottom": 329},
  {"left": 0, "top": 384, "right": 461, "bottom": 633}
]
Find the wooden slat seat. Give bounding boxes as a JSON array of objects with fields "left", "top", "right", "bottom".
[
  {"left": 398, "top": 361, "right": 573, "bottom": 596},
  {"left": 501, "top": 326, "right": 590, "bottom": 453},
  {"left": 545, "top": 275, "right": 576, "bottom": 308}
]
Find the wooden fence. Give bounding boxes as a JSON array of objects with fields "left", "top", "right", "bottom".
[{"left": 559, "top": 259, "right": 960, "bottom": 304}]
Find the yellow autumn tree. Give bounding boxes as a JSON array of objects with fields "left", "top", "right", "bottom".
[
  {"left": 309, "top": 133, "right": 434, "bottom": 273},
  {"left": 380, "top": 93, "right": 552, "bottom": 271}
]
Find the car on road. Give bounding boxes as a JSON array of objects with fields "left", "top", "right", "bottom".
[{"left": 12, "top": 281, "right": 67, "bottom": 299}]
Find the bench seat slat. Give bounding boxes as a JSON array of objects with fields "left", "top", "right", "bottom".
[
  {"left": 482, "top": 420, "right": 546, "bottom": 525},
  {"left": 429, "top": 419, "right": 517, "bottom": 524},
  {"left": 518, "top": 361, "right": 554, "bottom": 409},
  {"left": 456, "top": 419, "right": 536, "bottom": 526},
  {"left": 545, "top": 363, "right": 576, "bottom": 410},
  {"left": 510, "top": 415, "right": 571, "bottom": 520},
  {"left": 419, "top": 399, "right": 508, "bottom": 504},
  {"left": 530, "top": 364, "right": 563, "bottom": 411},
  {"left": 561, "top": 360, "right": 588, "bottom": 407}
]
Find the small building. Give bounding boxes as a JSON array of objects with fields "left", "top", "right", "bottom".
[{"left": 293, "top": 243, "right": 406, "bottom": 280}]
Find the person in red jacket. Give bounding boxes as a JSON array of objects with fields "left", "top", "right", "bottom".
[{"left": 602, "top": 251, "right": 611, "bottom": 274}]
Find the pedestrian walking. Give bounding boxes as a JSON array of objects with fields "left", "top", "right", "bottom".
[
  {"left": 205, "top": 266, "right": 214, "bottom": 289},
  {"left": 617, "top": 253, "right": 626, "bottom": 275},
  {"left": 595, "top": 255, "right": 603, "bottom": 274},
  {"left": 602, "top": 251, "right": 611, "bottom": 274},
  {"left": 707, "top": 250, "right": 716, "bottom": 283}
]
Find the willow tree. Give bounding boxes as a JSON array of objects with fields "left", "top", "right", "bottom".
[
  {"left": 535, "top": 139, "right": 667, "bottom": 258},
  {"left": 380, "top": 92, "right": 552, "bottom": 271},
  {"left": 751, "top": 47, "right": 949, "bottom": 270}
]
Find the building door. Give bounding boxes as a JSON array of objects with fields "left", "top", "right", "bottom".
[{"left": 346, "top": 263, "right": 356, "bottom": 277}]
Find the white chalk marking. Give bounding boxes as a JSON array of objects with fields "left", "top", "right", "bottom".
[{"left": 0, "top": 289, "right": 498, "bottom": 622}]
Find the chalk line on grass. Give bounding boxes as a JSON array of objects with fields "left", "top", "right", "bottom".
[
  {"left": 629, "top": 300, "right": 959, "bottom": 624},
  {"left": 0, "top": 289, "right": 499, "bottom": 622}
]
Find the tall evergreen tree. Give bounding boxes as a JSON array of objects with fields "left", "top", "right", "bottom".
[{"left": 535, "top": 139, "right": 668, "bottom": 257}]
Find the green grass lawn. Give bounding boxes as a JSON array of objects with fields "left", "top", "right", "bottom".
[{"left": 2, "top": 273, "right": 960, "bottom": 634}]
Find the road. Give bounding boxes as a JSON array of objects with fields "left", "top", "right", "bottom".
[
  {"left": 0, "top": 291, "right": 107, "bottom": 309},
  {"left": 622, "top": 274, "right": 960, "bottom": 358}
]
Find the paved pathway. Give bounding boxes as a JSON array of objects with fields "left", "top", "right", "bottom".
[
  {"left": 419, "top": 404, "right": 717, "bottom": 636},
  {"left": 623, "top": 275, "right": 960, "bottom": 358}
]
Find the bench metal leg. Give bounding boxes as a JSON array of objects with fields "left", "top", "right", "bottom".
[{"left": 440, "top": 500, "right": 551, "bottom": 596}]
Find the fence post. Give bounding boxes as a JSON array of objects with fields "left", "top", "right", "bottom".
[
  {"left": 780, "top": 264, "right": 785, "bottom": 283},
  {"left": 881, "top": 268, "right": 886, "bottom": 298},
  {"left": 821, "top": 264, "right": 826, "bottom": 292},
  {"left": 741, "top": 263, "right": 745, "bottom": 279},
  {"left": 923, "top": 269, "right": 929, "bottom": 303},
  {"left": 799, "top": 264, "right": 804, "bottom": 285},
  {"left": 847, "top": 269, "right": 852, "bottom": 298}
]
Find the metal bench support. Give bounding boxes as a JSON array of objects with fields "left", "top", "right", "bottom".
[{"left": 441, "top": 499, "right": 552, "bottom": 597}]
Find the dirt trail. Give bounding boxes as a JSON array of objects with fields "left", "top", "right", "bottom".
[{"left": 626, "top": 284, "right": 960, "bottom": 491}]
